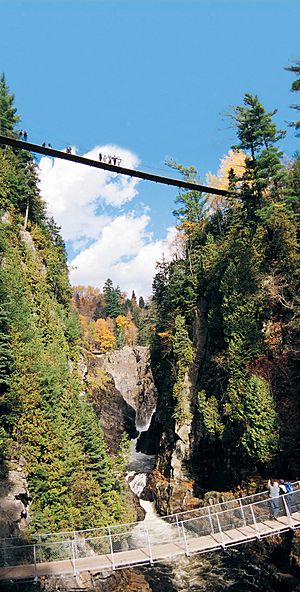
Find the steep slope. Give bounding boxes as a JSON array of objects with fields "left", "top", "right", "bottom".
[{"left": 0, "top": 77, "right": 135, "bottom": 537}]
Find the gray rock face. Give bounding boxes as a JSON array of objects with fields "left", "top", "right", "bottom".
[
  {"left": 0, "top": 457, "right": 30, "bottom": 538},
  {"left": 98, "top": 346, "right": 157, "bottom": 430}
]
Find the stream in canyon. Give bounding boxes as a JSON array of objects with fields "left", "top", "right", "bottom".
[{"left": 125, "top": 417, "right": 300, "bottom": 592}]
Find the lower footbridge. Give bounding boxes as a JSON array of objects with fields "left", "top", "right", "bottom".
[{"left": 1, "top": 484, "right": 300, "bottom": 582}]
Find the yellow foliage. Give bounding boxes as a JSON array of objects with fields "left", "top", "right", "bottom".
[
  {"left": 124, "top": 321, "right": 138, "bottom": 346},
  {"left": 116, "top": 315, "right": 130, "bottom": 329},
  {"left": 157, "top": 331, "right": 171, "bottom": 339},
  {"left": 94, "top": 318, "right": 116, "bottom": 351},
  {"left": 206, "top": 149, "right": 246, "bottom": 210}
]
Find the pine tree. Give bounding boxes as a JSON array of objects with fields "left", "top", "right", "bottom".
[
  {"left": 0, "top": 73, "right": 20, "bottom": 136},
  {"left": 285, "top": 59, "right": 300, "bottom": 134},
  {"left": 230, "top": 94, "right": 286, "bottom": 206},
  {"left": 103, "top": 278, "right": 122, "bottom": 318}
]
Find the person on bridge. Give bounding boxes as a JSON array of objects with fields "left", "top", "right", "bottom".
[
  {"left": 267, "top": 479, "right": 280, "bottom": 518},
  {"left": 23, "top": 130, "right": 28, "bottom": 141},
  {"left": 279, "top": 479, "right": 294, "bottom": 512}
]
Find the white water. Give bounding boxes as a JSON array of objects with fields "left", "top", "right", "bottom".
[
  {"left": 126, "top": 472, "right": 148, "bottom": 497},
  {"left": 131, "top": 499, "right": 176, "bottom": 546},
  {"left": 126, "top": 425, "right": 177, "bottom": 545}
]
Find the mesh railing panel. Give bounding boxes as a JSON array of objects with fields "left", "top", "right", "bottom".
[
  {"left": 77, "top": 535, "right": 110, "bottom": 557},
  {"left": 36, "top": 540, "right": 72, "bottom": 563},
  {"left": 1, "top": 482, "right": 300, "bottom": 570},
  {"left": 0, "top": 544, "right": 35, "bottom": 567},
  {"left": 180, "top": 514, "right": 214, "bottom": 540}
]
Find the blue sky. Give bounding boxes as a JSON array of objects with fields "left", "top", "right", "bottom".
[{"left": 1, "top": 0, "right": 299, "bottom": 296}]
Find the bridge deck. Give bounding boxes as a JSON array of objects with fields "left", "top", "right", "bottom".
[{"left": 1, "top": 511, "right": 299, "bottom": 581}]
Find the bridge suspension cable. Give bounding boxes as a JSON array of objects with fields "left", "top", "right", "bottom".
[{"left": 0, "top": 134, "right": 229, "bottom": 198}]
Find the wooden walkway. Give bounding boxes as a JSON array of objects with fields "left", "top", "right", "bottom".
[{"left": 1, "top": 492, "right": 300, "bottom": 581}]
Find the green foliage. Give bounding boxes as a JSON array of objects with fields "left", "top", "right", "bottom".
[
  {"left": 0, "top": 73, "right": 20, "bottom": 134},
  {"left": 225, "top": 375, "right": 279, "bottom": 463},
  {"left": 0, "top": 80, "right": 136, "bottom": 532},
  {"left": 153, "top": 93, "right": 299, "bottom": 480},
  {"left": 172, "top": 315, "right": 194, "bottom": 422},
  {"left": 198, "top": 390, "right": 224, "bottom": 437},
  {"left": 285, "top": 59, "right": 300, "bottom": 132},
  {"left": 231, "top": 93, "right": 285, "bottom": 157},
  {"left": 102, "top": 278, "right": 122, "bottom": 318}
]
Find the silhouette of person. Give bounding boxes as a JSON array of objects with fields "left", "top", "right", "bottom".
[{"left": 23, "top": 131, "right": 28, "bottom": 141}]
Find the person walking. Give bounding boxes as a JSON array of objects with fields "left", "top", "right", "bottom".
[{"left": 267, "top": 479, "right": 280, "bottom": 518}]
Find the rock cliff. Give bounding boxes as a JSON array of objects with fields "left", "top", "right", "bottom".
[{"left": 96, "top": 346, "right": 157, "bottom": 431}]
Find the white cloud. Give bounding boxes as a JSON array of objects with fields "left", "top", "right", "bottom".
[
  {"left": 69, "top": 214, "right": 176, "bottom": 297},
  {"left": 39, "top": 144, "right": 176, "bottom": 297},
  {"left": 38, "top": 145, "right": 140, "bottom": 241}
]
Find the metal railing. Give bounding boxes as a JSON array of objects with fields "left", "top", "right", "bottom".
[{"left": 1, "top": 485, "right": 300, "bottom": 579}]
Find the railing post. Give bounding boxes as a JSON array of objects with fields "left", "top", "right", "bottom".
[
  {"left": 108, "top": 526, "right": 115, "bottom": 570},
  {"left": 73, "top": 531, "right": 78, "bottom": 559},
  {"left": 180, "top": 521, "right": 190, "bottom": 556},
  {"left": 3, "top": 543, "right": 7, "bottom": 567},
  {"left": 38, "top": 535, "right": 42, "bottom": 563},
  {"left": 33, "top": 544, "right": 38, "bottom": 579},
  {"left": 71, "top": 540, "right": 77, "bottom": 576},
  {"left": 283, "top": 494, "right": 295, "bottom": 529},
  {"left": 144, "top": 524, "right": 154, "bottom": 565},
  {"left": 239, "top": 498, "right": 247, "bottom": 527},
  {"left": 175, "top": 513, "right": 182, "bottom": 543},
  {"left": 250, "top": 504, "right": 261, "bottom": 539},
  {"left": 208, "top": 506, "right": 214, "bottom": 534},
  {"left": 215, "top": 513, "right": 226, "bottom": 548}
]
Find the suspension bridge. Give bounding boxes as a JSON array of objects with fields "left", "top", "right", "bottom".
[
  {"left": 1, "top": 484, "right": 300, "bottom": 582},
  {"left": 0, "top": 134, "right": 228, "bottom": 197}
]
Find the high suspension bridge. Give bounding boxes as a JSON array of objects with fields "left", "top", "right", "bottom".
[
  {"left": 0, "top": 134, "right": 229, "bottom": 197},
  {"left": 1, "top": 484, "right": 300, "bottom": 582}
]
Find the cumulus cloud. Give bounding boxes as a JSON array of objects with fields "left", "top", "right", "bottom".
[
  {"left": 69, "top": 215, "right": 176, "bottom": 297},
  {"left": 38, "top": 144, "right": 176, "bottom": 297},
  {"left": 38, "top": 145, "right": 140, "bottom": 241}
]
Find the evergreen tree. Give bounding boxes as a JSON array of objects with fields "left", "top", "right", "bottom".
[
  {"left": 230, "top": 93, "right": 286, "bottom": 206},
  {"left": 103, "top": 278, "right": 122, "bottom": 318},
  {"left": 285, "top": 59, "right": 300, "bottom": 134},
  {"left": 0, "top": 73, "right": 20, "bottom": 135}
]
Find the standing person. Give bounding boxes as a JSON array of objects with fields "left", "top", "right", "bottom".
[
  {"left": 280, "top": 479, "right": 294, "bottom": 513},
  {"left": 99, "top": 153, "right": 102, "bottom": 162},
  {"left": 23, "top": 130, "right": 28, "bottom": 141},
  {"left": 267, "top": 479, "right": 280, "bottom": 518}
]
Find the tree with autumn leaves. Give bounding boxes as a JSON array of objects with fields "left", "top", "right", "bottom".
[{"left": 73, "top": 280, "right": 149, "bottom": 352}]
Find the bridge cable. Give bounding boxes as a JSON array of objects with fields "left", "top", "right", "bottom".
[{"left": 0, "top": 135, "right": 229, "bottom": 198}]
